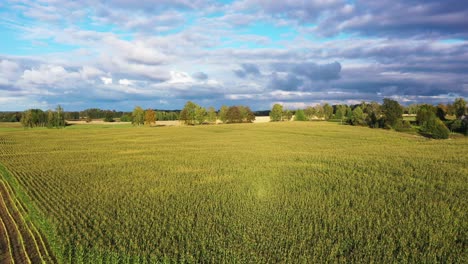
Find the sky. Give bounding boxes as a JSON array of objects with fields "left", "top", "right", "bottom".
[{"left": 0, "top": 0, "right": 467, "bottom": 111}]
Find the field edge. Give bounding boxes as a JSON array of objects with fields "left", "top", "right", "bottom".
[{"left": 0, "top": 162, "right": 59, "bottom": 264}]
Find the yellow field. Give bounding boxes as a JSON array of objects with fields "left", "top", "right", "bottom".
[{"left": 0, "top": 122, "right": 467, "bottom": 263}]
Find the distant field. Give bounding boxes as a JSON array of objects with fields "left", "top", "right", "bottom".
[{"left": 0, "top": 122, "right": 467, "bottom": 263}]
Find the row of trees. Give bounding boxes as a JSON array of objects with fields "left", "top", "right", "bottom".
[
  {"left": 21, "top": 106, "right": 66, "bottom": 128},
  {"left": 273, "top": 98, "right": 467, "bottom": 139},
  {"left": 405, "top": 98, "right": 467, "bottom": 118},
  {"left": 179, "top": 101, "right": 255, "bottom": 125}
]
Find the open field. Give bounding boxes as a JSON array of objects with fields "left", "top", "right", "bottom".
[{"left": 0, "top": 122, "right": 467, "bottom": 263}]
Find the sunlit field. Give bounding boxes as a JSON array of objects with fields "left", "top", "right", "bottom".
[{"left": 0, "top": 122, "right": 467, "bottom": 263}]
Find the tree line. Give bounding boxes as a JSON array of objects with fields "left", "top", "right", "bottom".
[
  {"left": 178, "top": 101, "right": 255, "bottom": 125},
  {"left": 271, "top": 97, "right": 467, "bottom": 139}
]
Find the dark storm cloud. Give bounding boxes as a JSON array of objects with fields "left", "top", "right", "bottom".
[
  {"left": 234, "top": 63, "right": 261, "bottom": 78},
  {"left": 293, "top": 62, "right": 341, "bottom": 81},
  {"left": 269, "top": 73, "right": 303, "bottom": 91},
  {"left": 315, "top": 0, "right": 468, "bottom": 37}
]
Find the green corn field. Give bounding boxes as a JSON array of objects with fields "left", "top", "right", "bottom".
[{"left": 0, "top": 122, "right": 467, "bottom": 263}]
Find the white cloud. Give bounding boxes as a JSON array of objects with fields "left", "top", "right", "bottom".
[
  {"left": 20, "top": 65, "right": 80, "bottom": 86},
  {"left": 101, "top": 77, "right": 113, "bottom": 85},
  {"left": 119, "top": 79, "right": 132, "bottom": 86},
  {"left": 168, "top": 71, "right": 195, "bottom": 84}
]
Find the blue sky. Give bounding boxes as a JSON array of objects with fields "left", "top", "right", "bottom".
[{"left": 0, "top": 0, "right": 467, "bottom": 111}]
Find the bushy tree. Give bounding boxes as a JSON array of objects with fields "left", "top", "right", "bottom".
[
  {"left": 304, "top": 106, "right": 315, "bottom": 120},
  {"left": 334, "top": 105, "right": 346, "bottom": 121},
  {"left": 382, "top": 98, "right": 403, "bottom": 127},
  {"left": 436, "top": 103, "right": 447, "bottom": 120},
  {"left": 241, "top": 106, "right": 255, "bottom": 122},
  {"left": 179, "top": 101, "right": 198, "bottom": 125},
  {"left": 349, "top": 106, "right": 366, "bottom": 126},
  {"left": 314, "top": 105, "right": 324, "bottom": 119},
  {"left": 144, "top": 109, "right": 156, "bottom": 126},
  {"left": 323, "top": 103, "right": 333, "bottom": 120},
  {"left": 294, "top": 109, "right": 307, "bottom": 121},
  {"left": 453, "top": 97, "right": 467, "bottom": 118},
  {"left": 270, "top": 104, "right": 283, "bottom": 121},
  {"left": 132, "top": 106, "right": 145, "bottom": 126},
  {"left": 195, "top": 106, "right": 206, "bottom": 125},
  {"left": 416, "top": 104, "right": 437, "bottom": 126},
  {"left": 207, "top": 107, "right": 217, "bottom": 124},
  {"left": 365, "top": 102, "right": 381, "bottom": 128},
  {"left": 218, "top": 105, "right": 229, "bottom": 124},
  {"left": 226, "top": 106, "right": 242, "bottom": 123},
  {"left": 282, "top": 110, "right": 293, "bottom": 121},
  {"left": 104, "top": 110, "right": 115, "bottom": 122}
]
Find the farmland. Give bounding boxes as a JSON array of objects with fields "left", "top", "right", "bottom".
[{"left": 0, "top": 122, "right": 467, "bottom": 263}]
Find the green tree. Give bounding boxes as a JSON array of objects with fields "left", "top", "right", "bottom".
[
  {"left": 334, "top": 105, "right": 346, "bottom": 121},
  {"left": 270, "top": 104, "right": 283, "bottom": 121},
  {"left": 382, "top": 98, "right": 403, "bottom": 127},
  {"left": 195, "top": 106, "right": 206, "bottom": 125},
  {"left": 207, "top": 107, "right": 217, "bottom": 124},
  {"left": 179, "top": 101, "right": 198, "bottom": 125},
  {"left": 323, "top": 103, "right": 333, "bottom": 120},
  {"left": 218, "top": 105, "right": 229, "bottom": 124},
  {"left": 144, "top": 109, "right": 156, "bottom": 126},
  {"left": 47, "top": 110, "right": 55, "bottom": 128},
  {"left": 132, "top": 106, "right": 145, "bottom": 126},
  {"left": 55, "top": 105, "right": 65, "bottom": 128},
  {"left": 365, "top": 102, "right": 381, "bottom": 128},
  {"left": 350, "top": 106, "right": 366, "bottom": 126},
  {"left": 104, "top": 110, "right": 115, "bottom": 122},
  {"left": 453, "top": 97, "right": 467, "bottom": 118},
  {"left": 416, "top": 104, "right": 437, "bottom": 126},
  {"left": 294, "top": 109, "right": 307, "bottom": 121}
]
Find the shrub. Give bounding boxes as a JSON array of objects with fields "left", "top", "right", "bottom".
[
  {"left": 421, "top": 117, "right": 449, "bottom": 139},
  {"left": 394, "top": 120, "right": 412, "bottom": 132}
]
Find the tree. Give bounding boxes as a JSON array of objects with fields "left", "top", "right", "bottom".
[
  {"left": 104, "top": 110, "right": 115, "bottom": 122},
  {"left": 381, "top": 98, "right": 403, "bottom": 127},
  {"left": 294, "top": 109, "right": 307, "bottom": 121},
  {"left": 47, "top": 110, "right": 55, "bottom": 128},
  {"left": 179, "top": 101, "right": 198, "bottom": 125},
  {"left": 195, "top": 106, "right": 206, "bottom": 125},
  {"left": 207, "top": 107, "right": 217, "bottom": 124},
  {"left": 132, "top": 106, "right": 145, "bottom": 126},
  {"left": 453, "top": 97, "right": 467, "bottom": 118},
  {"left": 242, "top": 106, "right": 255, "bottom": 123},
  {"left": 218, "top": 105, "right": 229, "bottom": 124},
  {"left": 323, "top": 103, "right": 333, "bottom": 120},
  {"left": 270, "top": 104, "right": 283, "bottom": 121},
  {"left": 226, "top": 106, "right": 242, "bottom": 123},
  {"left": 365, "top": 102, "right": 381, "bottom": 128},
  {"left": 282, "top": 110, "right": 293, "bottom": 121},
  {"left": 314, "top": 104, "right": 324, "bottom": 119},
  {"left": 304, "top": 106, "right": 315, "bottom": 120},
  {"left": 350, "top": 106, "right": 366, "bottom": 126},
  {"left": 334, "top": 105, "right": 346, "bottom": 121},
  {"left": 416, "top": 104, "right": 437, "bottom": 126},
  {"left": 436, "top": 103, "right": 447, "bottom": 120},
  {"left": 55, "top": 105, "right": 65, "bottom": 128},
  {"left": 144, "top": 109, "right": 156, "bottom": 126}
]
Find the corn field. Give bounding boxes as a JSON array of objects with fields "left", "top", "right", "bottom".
[{"left": 0, "top": 122, "right": 467, "bottom": 263}]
